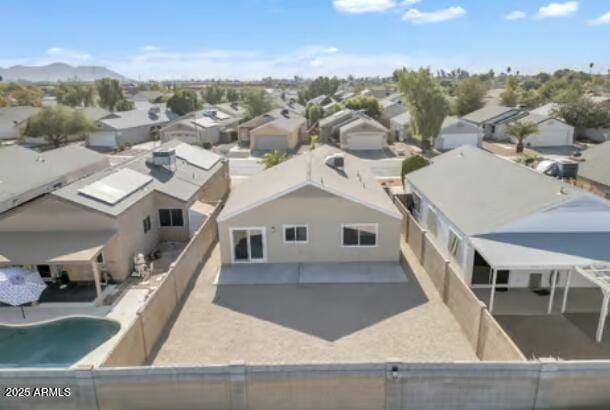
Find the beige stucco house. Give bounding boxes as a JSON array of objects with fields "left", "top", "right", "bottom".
[
  {"left": 0, "top": 140, "right": 229, "bottom": 301},
  {"left": 339, "top": 117, "right": 389, "bottom": 151},
  {"left": 217, "top": 145, "right": 402, "bottom": 265},
  {"left": 238, "top": 109, "right": 307, "bottom": 152}
]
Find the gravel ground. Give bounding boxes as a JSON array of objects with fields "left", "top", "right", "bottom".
[{"left": 152, "top": 243, "right": 477, "bottom": 365}]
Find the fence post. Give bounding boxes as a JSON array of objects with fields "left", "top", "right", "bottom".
[
  {"left": 385, "top": 360, "right": 402, "bottom": 410},
  {"left": 229, "top": 362, "right": 248, "bottom": 410}
]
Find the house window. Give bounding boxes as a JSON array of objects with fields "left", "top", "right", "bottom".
[
  {"left": 411, "top": 193, "right": 422, "bottom": 219},
  {"left": 143, "top": 216, "right": 152, "bottom": 233},
  {"left": 426, "top": 208, "right": 438, "bottom": 237},
  {"left": 342, "top": 224, "right": 377, "bottom": 247},
  {"left": 284, "top": 225, "right": 308, "bottom": 243},
  {"left": 159, "top": 209, "right": 184, "bottom": 227},
  {"left": 447, "top": 229, "right": 461, "bottom": 260},
  {"left": 96, "top": 253, "right": 104, "bottom": 263}
]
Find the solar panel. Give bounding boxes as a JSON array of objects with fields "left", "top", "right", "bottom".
[
  {"left": 174, "top": 144, "right": 220, "bottom": 171},
  {"left": 78, "top": 169, "right": 153, "bottom": 205}
]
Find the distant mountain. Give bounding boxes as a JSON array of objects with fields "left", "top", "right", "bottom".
[{"left": 0, "top": 63, "right": 127, "bottom": 83}]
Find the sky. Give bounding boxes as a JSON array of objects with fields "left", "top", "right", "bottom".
[{"left": 1, "top": 0, "right": 610, "bottom": 80}]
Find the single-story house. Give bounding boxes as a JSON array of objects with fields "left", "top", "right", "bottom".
[
  {"left": 390, "top": 112, "right": 411, "bottom": 142},
  {"left": 0, "top": 140, "right": 229, "bottom": 300},
  {"left": 88, "top": 104, "right": 179, "bottom": 149},
  {"left": 531, "top": 103, "right": 560, "bottom": 117},
  {"left": 361, "top": 87, "right": 393, "bottom": 99},
  {"left": 214, "top": 102, "right": 248, "bottom": 121},
  {"left": 380, "top": 97, "right": 406, "bottom": 126},
  {"left": 435, "top": 117, "right": 484, "bottom": 151},
  {"left": 319, "top": 109, "right": 356, "bottom": 143},
  {"left": 0, "top": 106, "right": 41, "bottom": 141},
  {"left": 405, "top": 146, "right": 610, "bottom": 299},
  {"left": 307, "top": 94, "right": 331, "bottom": 106},
  {"left": 0, "top": 145, "right": 109, "bottom": 214},
  {"left": 160, "top": 108, "right": 239, "bottom": 145},
  {"left": 238, "top": 109, "right": 307, "bottom": 152},
  {"left": 339, "top": 116, "right": 389, "bottom": 151},
  {"left": 217, "top": 145, "right": 402, "bottom": 264},
  {"left": 577, "top": 141, "right": 610, "bottom": 199},
  {"left": 462, "top": 106, "right": 574, "bottom": 147}
]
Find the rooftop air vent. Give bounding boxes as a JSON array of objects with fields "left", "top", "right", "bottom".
[
  {"left": 281, "top": 109, "right": 290, "bottom": 118},
  {"left": 151, "top": 148, "right": 176, "bottom": 172},
  {"left": 325, "top": 153, "right": 345, "bottom": 170}
]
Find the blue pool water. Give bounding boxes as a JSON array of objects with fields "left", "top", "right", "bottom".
[{"left": 0, "top": 317, "right": 120, "bottom": 368}]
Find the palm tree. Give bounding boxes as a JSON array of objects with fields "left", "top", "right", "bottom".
[
  {"left": 589, "top": 62, "right": 594, "bottom": 74},
  {"left": 506, "top": 66, "right": 512, "bottom": 75},
  {"left": 258, "top": 149, "right": 286, "bottom": 169},
  {"left": 506, "top": 121, "right": 539, "bottom": 154}
]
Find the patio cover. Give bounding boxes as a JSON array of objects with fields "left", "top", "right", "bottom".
[
  {"left": 0, "top": 231, "right": 116, "bottom": 265},
  {"left": 471, "top": 232, "right": 610, "bottom": 270}
]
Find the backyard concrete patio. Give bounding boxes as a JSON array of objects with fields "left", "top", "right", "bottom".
[{"left": 214, "top": 262, "right": 407, "bottom": 285}]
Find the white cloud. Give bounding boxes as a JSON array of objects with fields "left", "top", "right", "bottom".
[
  {"left": 323, "top": 47, "right": 340, "bottom": 54},
  {"left": 140, "top": 45, "right": 161, "bottom": 52},
  {"left": 537, "top": 2, "right": 578, "bottom": 18},
  {"left": 504, "top": 10, "right": 526, "bottom": 21},
  {"left": 588, "top": 11, "right": 610, "bottom": 25},
  {"left": 399, "top": 0, "right": 420, "bottom": 5},
  {"left": 333, "top": 0, "right": 396, "bottom": 14},
  {"left": 45, "top": 47, "right": 91, "bottom": 63},
  {"left": 402, "top": 7, "right": 466, "bottom": 24}
]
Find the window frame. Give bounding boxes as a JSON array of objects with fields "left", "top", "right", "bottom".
[
  {"left": 447, "top": 228, "right": 462, "bottom": 260},
  {"left": 282, "top": 224, "right": 309, "bottom": 244},
  {"left": 143, "top": 216, "right": 152, "bottom": 233},
  {"left": 426, "top": 207, "right": 438, "bottom": 237},
  {"left": 158, "top": 208, "right": 184, "bottom": 227},
  {"left": 340, "top": 223, "right": 378, "bottom": 248}
]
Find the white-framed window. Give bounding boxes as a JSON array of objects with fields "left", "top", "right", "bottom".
[
  {"left": 426, "top": 208, "right": 438, "bottom": 237},
  {"left": 283, "top": 225, "right": 308, "bottom": 243},
  {"left": 447, "top": 229, "right": 462, "bottom": 260},
  {"left": 341, "top": 224, "right": 378, "bottom": 247},
  {"left": 411, "top": 193, "right": 422, "bottom": 219}
]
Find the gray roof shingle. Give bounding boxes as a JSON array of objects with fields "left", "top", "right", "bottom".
[{"left": 579, "top": 142, "right": 610, "bottom": 188}]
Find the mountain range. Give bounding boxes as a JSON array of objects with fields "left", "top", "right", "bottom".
[{"left": 0, "top": 63, "right": 127, "bottom": 83}]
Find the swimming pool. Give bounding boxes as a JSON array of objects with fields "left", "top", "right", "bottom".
[{"left": 0, "top": 317, "right": 120, "bottom": 368}]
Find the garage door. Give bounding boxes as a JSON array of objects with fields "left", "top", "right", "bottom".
[
  {"left": 88, "top": 132, "right": 117, "bottom": 148},
  {"left": 436, "top": 133, "right": 480, "bottom": 150},
  {"left": 526, "top": 131, "right": 572, "bottom": 147},
  {"left": 348, "top": 132, "right": 384, "bottom": 150},
  {"left": 254, "top": 135, "right": 289, "bottom": 151}
]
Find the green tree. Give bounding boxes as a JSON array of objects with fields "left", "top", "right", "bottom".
[
  {"left": 7, "top": 85, "right": 43, "bottom": 107},
  {"left": 517, "top": 89, "right": 540, "bottom": 109},
  {"left": 167, "top": 89, "right": 203, "bottom": 115},
  {"left": 506, "top": 121, "right": 539, "bottom": 153},
  {"left": 258, "top": 149, "right": 286, "bottom": 169},
  {"left": 307, "top": 103, "right": 323, "bottom": 127},
  {"left": 454, "top": 76, "right": 486, "bottom": 116},
  {"left": 95, "top": 78, "right": 126, "bottom": 111},
  {"left": 397, "top": 69, "right": 449, "bottom": 149},
  {"left": 56, "top": 84, "right": 96, "bottom": 107},
  {"left": 298, "top": 76, "right": 340, "bottom": 104},
  {"left": 344, "top": 96, "right": 382, "bottom": 119},
  {"left": 202, "top": 85, "right": 225, "bottom": 104},
  {"left": 242, "top": 88, "right": 272, "bottom": 118},
  {"left": 553, "top": 98, "right": 610, "bottom": 129},
  {"left": 500, "top": 77, "right": 518, "bottom": 107},
  {"left": 226, "top": 88, "right": 240, "bottom": 102},
  {"left": 115, "top": 99, "right": 135, "bottom": 111},
  {"left": 401, "top": 155, "right": 429, "bottom": 184},
  {"left": 310, "top": 134, "right": 320, "bottom": 150},
  {"left": 24, "top": 106, "right": 95, "bottom": 147}
]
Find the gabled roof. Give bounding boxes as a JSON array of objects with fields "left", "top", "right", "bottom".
[
  {"left": 461, "top": 106, "right": 524, "bottom": 125},
  {"left": 390, "top": 112, "right": 411, "bottom": 126},
  {"left": 319, "top": 109, "right": 354, "bottom": 127},
  {"left": 53, "top": 140, "right": 223, "bottom": 216},
  {"left": 0, "top": 106, "right": 40, "bottom": 130},
  {"left": 218, "top": 145, "right": 401, "bottom": 222},
  {"left": 99, "top": 105, "right": 178, "bottom": 130},
  {"left": 440, "top": 116, "right": 482, "bottom": 132},
  {"left": 241, "top": 109, "right": 305, "bottom": 134},
  {"left": 579, "top": 141, "right": 610, "bottom": 188},
  {"left": 0, "top": 145, "right": 108, "bottom": 214},
  {"left": 531, "top": 102, "right": 560, "bottom": 117},
  {"left": 406, "top": 146, "right": 583, "bottom": 235},
  {"left": 339, "top": 117, "right": 388, "bottom": 134}
]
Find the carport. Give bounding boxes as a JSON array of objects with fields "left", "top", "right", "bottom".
[{"left": 471, "top": 232, "right": 610, "bottom": 342}]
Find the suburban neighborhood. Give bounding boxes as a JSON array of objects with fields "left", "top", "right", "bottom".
[{"left": 2, "top": 0, "right": 610, "bottom": 409}]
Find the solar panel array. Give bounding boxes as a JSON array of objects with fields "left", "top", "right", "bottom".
[
  {"left": 78, "top": 168, "right": 153, "bottom": 205},
  {"left": 174, "top": 144, "right": 220, "bottom": 171}
]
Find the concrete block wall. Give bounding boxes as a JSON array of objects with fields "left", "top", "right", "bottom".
[
  {"left": 406, "top": 214, "right": 425, "bottom": 263},
  {"left": 422, "top": 235, "right": 448, "bottom": 297},
  {"left": 478, "top": 311, "right": 526, "bottom": 361},
  {"left": 100, "top": 317, "right": 147, "bottom": 367}
]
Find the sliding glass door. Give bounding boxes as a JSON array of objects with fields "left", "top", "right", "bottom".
[{"left": 231, "top": 228, "right": 266, "bottom": 263}]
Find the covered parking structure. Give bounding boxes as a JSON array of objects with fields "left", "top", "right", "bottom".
[
  {"left": 0, "top": 231, "right": 116, "bottom": 304},
  {"left": 471, "top": 232, "right": 610, "bottom": 342}
]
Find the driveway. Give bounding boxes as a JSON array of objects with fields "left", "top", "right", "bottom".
[
  {"left": 152, "top": 245, "right": 477, "bottom": 364},
  {"left": 215, "top": 262, "right": 407, "bottom": 285}
]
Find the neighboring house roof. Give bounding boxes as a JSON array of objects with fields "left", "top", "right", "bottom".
[
  {"left": 240, "top": 109, "right": 305, "bottom": 134},
  {"left": 440, "top": 117, "right": 481, "bottom": 132},
  {"left": 390, "top": 112, "right": 411, "bottom": 126},
  {"left": 99, "top": 105, "right": 178, "bottom": 131},
  {"left": 406, "top": 146, "right": 584, "bottom": 236},
  {"left": 319, "top": 109, "right": 354, "bottom": 127},
  {"left": 53, "top": 140, "right": 224, "bottom": 217},
  {"left": 0, "top": 144, "right": 109, "bottom": 214},
  {"left": 0, "top": 106, "right": 41, "bottom": 136},
  {"left": 214, "top": 102, "right": 247, "bottom": 119},
  {"left": 511, "top": 112, "right": 560, "bottom": 126},
  {"left": 307, "top": 94, "right": 328, "bottom": 106},
  {"left": 79, "top": 107, "right": 113, "bottom": 122},
  {"left": 531, "top": 103, "right": 560, "bottom": 117},
  {"left": 461, "top": 106, "right": 524, "bottom": 125},
  {"left": 339, "top": 117, "right": 388, "bottom": 134},
  {"left": 579, "top": 141, "right": 610, "bottom": 188},
  {"left": 218, "top": 145, "right": 401, "bottom": 222},
  {"left": 129, "top": 91, "right": 164, "bottom": 102}
]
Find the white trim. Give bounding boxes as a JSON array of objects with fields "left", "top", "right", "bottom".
[
  {"left": 447, "top": 228, "right": 462, "bottom": 261},
  {"left": 282, "top": 224, "right": 309, "bottom": 244},
  {"left": 340, "top": 223, "right": 379, "bottom": 248},
  {"left": 218, "top": 180, "right": 402, "bottom": 223},
  {"left": 229, "top": 226, "right": 267, "bottom": 263}
]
